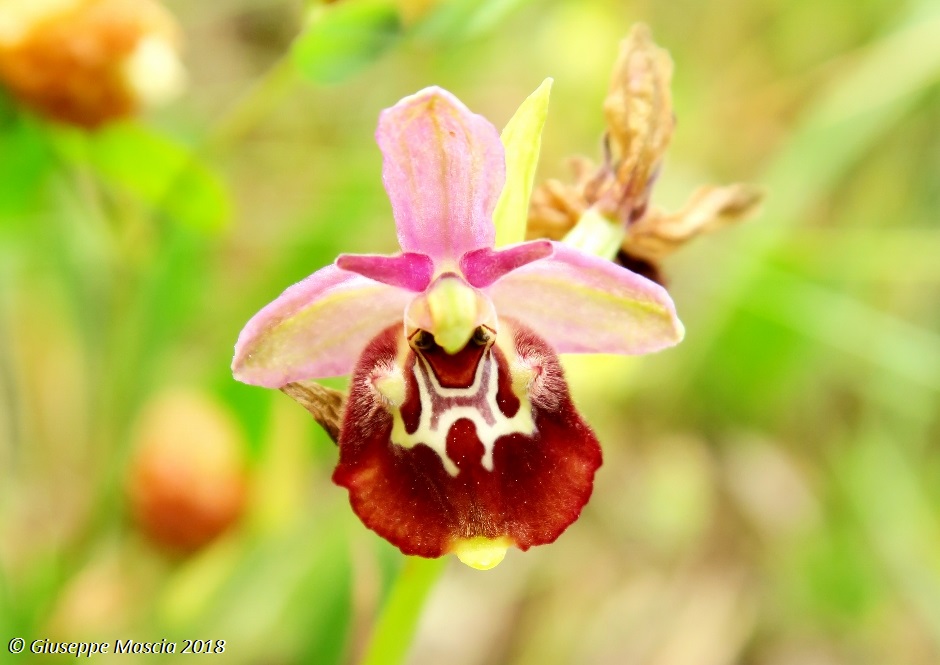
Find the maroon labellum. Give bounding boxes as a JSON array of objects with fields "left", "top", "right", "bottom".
[{"left": 333, "top": 319, "right": 602, "bottom": 562}]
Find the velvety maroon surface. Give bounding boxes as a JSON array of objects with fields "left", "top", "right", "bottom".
[{"left": 332, "top": 322, "right": 603, "bottom": 558}]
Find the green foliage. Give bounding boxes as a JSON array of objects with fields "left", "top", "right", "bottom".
[
  {"left": 359, "top": 557, "right": 447, "bottom": 665},
  {"left": 0, "top": 100, "right": 53, "bottom": 228},
  {"left": 293, "top": 0, "right": 403, "bottom": 84},
  {"left": 410, "top": 0, "right": 534, "bottom": 43},
  {"left": 54, "top": 122, "right": 230, "bottom": 232}
]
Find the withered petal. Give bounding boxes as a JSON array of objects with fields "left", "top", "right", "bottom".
[
  {"left": 280, "top": 381, "right": 347, "bottom": 444},
  {"left": 601, "top": 23, "right": 674, "bottom": 219},
  {"left": 625, "top": 183, "right": 765, "bottom": 263}
]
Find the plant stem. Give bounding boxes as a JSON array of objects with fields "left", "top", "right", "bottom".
[
  {"left": 358, "top": 556, "right": 447, "bottom": 665},
  {"left": 562, "top": 206, "right": 626, "bottom": 260},
  {"left": 206, "top": 53, "right": 300, "bottom": 154}
]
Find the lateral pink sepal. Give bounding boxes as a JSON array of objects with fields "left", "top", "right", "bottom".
[
  {"left": 232, "top": 265, "right": 412, "bottom": 386},
  {"left": 487, "top": 241, "right": 684, "bottom": 354}
]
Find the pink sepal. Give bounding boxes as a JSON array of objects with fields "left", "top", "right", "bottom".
[
  {"left": 232, "top": 265, "right": 412, "bottom": 387},
  {"left": 488, "top": 242, "right": 684, "bottom": 355},
  {"left": 376, "top": 87, "right": 505, "bottom": 262}
]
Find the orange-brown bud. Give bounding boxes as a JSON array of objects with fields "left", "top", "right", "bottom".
[
  {"left": 0, "top": 0, "right": 183, "bottom": 128},
  {"left": 126, "top": 390, "right": 247, "bottom": 554}
]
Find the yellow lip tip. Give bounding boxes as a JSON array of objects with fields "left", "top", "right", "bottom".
[{"left": 451, "top": 537, "right": 512, "bottom": 570}]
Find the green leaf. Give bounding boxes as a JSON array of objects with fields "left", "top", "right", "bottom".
[
  {"left": 743, "top": 266, "right": 940, "bottom": 392},
  {"left": 161, "top": 522, "right": 353, "bottom": 665},
  {"left": 493, "top": 78, "right": 552, "bottom": 247},
  {"left": 0, "top": 109, "right": 53, "bottom": 224},
  {"left": 838, "top": 432, "right": 940, "bottom": 642},
  {"left": 292, "top": 0, "right": 402, "bottom": 84},
  {"left": 92, "top": 124, "right": 230, "bottom": 231},
  {"left": 55, "top": 122, "right": 230, "bottom": 232},
  {"left": 411, "top": 0, "right": 534, "bottom": 43}
]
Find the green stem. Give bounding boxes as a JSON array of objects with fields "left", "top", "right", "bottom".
[
  {"left": 206, "top": 53, "right": 300, "bottom": 154},
  {"left": 358, "top": 556, "right": 447, "bottom": 665},
  {"left": 561, "top": 207, "right": 626, "bottom": 261}
]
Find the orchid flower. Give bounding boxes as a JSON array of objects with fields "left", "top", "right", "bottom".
[{"left": 232, "top": 86, "right": 684, "bottom": 569}]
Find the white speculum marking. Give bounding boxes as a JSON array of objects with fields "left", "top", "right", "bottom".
[{"left": 387, "top": 347, "right": 535, "bottom": 477}]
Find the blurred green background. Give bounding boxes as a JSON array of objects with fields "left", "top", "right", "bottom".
[{"left": 2, "top": 0, "right": 940, "bottom": 663}]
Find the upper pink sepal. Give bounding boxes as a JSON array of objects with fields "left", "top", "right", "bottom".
[
  {"left": 487, "top": 241, "right": 684, "bottom": 354},
  {"left": 376, "top": 87, "right": 505, "bottom": 262},
  {"left": 232, "top": 265, "right": 412, "bottom": 387},
  {"left": 336, "top": 252, "right": 434, "bottom": 292},
  {"left": 459, "top": 240, "right": 553, "bottom": 288}
]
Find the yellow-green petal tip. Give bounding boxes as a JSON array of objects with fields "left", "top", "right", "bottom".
[{"left": 451, "top": 536, "right": 513, "bottom": 570}]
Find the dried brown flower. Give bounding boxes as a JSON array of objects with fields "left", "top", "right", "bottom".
[{"left": 527, "top": 24, "right": 763, "bottom": 284}]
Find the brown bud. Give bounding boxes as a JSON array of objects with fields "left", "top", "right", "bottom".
[
  {"left": 0, "top": 0, "right": 183, "bottom": 129},
  {"left": 126, "top": 390, "right": 247, "bottom": 554},
  {"left": 527, "top": 158, "right": 596, "bottom": 241}
]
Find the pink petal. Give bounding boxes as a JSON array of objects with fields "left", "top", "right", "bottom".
[
  {"left": 232, "top": 265, "right": 412, "bottom": 387},
  {"left": 336, "top": 252, "right": 434, "bottom": 292},
  {"left": 487, "top": 242, "right": 684, "bottom": 355},
  {"left": 377, "top": 87, "right": 505, "bottom": 262},
  {"left": 459, "top": 240, "right": 553, "bottom": 288}
]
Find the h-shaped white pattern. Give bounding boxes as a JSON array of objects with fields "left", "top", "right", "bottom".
[{"left": 388, "top": 347, "right": 535, "bottom": 477}]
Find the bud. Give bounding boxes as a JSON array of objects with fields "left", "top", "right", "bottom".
[
  {"left": 621, "top": 183, "right": 765, "bottom": 267},
  {"left": 0, "top": 0, "right": 184, "bottom": 128},
  {"left": 126, "top": 390, "right": 247, "bottom": 553}
]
